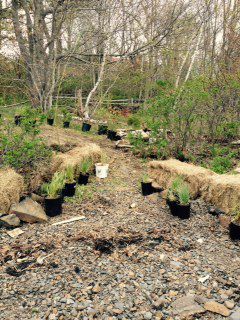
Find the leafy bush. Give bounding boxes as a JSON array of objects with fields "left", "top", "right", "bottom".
[
  {"left": 127, "top": 116, "right": 141, "bottom": 129},
  {"left": 210, "top": 156, "right": 233, "bottom": 174},
  {"left": 62, "top": 108, "right": 72, "bottom": 122},
  {"left": 0, "top": 132, "right": 52, "bottom": 171}
]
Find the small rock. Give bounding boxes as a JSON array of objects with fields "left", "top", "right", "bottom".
[
  {"left": 198, "top": 275, "right": 210, "bottom": 283},
  {"left": 230, "top": 308, "right": 240, "bottom": 320},
  {"left": 92, "top": 284, "right": 101, "bottom": 293},
  {"left": 0, "top": 214, "right": 20, "bottom": 227},
  {"left": 169, "top": 290, "right": 178, "bottom": 297},
  {"left": 219, "top": 215, "right": 231, "bottom": 229},
  {"left": 112, "top": 309, "right": 123, "bottom": 315},
  {"left": 170, "top": 261, "right": 183, "bottom": 269},
  {"left": 171, "top": 294, "right": 205, "bottom": 318},
  {"left": 155, "top": 311, "right": 163, "bottom": 319},
  {"left": 224, "top": 300, "right": 235, "bottom": 309},
  {"left": 130, "top": 203, "right": 137, "bottom": 209},
  {"left": 204, "top": 301, "right": 231, "bottom": 317},
  {"left": 194, "top": 295, "right": 208, "bottom": 305},
  {"left": 143, "top": 311, "right": 152, "bottom": 319}
]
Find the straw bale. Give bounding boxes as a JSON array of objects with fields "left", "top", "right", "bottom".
[{"left": 0, "top": 168, "right": 24, "bottom": 213}]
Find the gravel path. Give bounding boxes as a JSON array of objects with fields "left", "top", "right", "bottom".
[{"left": 0, "top": 135, "right": 240, "bottom": 320}]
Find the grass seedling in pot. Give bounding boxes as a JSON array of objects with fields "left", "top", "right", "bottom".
[
  {"left": 167, "top": 176, "right": 191, "bottom": 219},
  {"left": 229, "top": 206, "right": 240, "bottom": 241},
  {"left": 141, "top": 172, "right": 153, "bottom": 196},
  {"left": 63, "top": 166, "right": 76, "bottom": 197},
  {"left": 41, "top": 172, "right": 66, "bottom": 217},
  {"left": 78, "top": 158, "right": 93, "bottom": 185}
]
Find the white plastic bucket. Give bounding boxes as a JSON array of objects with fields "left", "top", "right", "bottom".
[{"left": 95, "top": 163, "right": 109, "bottom": 179}]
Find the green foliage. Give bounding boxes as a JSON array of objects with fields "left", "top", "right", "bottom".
[
  {"left": 168, "top": 176, "right": 191, "bottom": 205},
  {"left": 41, "top": 172, "right": 66, "bottom": 199},
  {"left": 0, "top": 131, "right": 52, "bottom": 171},
  {"left": 216, "top": 121, "right": 239, "bottom": 140},
  {"left": 142, "top": 173, "right": 150, "bottom": 183},
  {"left": 127, "top": 116, "right": 141, "bottom": 129},
  {"left": 47, "top": 108, "right": 55, "bottom": 119},
  {"left": 65, "top": 165, "right": 75, "bottom": 183},
  {"left": 20, "top": 106, "right": 45, "bottom": 135},
  {"left": 62, "top": 108, "right": 72, "bottom": 122},
  {"left": 177, "top": 184, "right": 190, "bottom": 206},
  {"left": 65, "top": 185, "right": 95, "bottom": 204},
  {"left": 210, "top": 156, "right": 233, "bottom": 174},
  {"left": 79, "top": 158, "right": 93, "bottom": 174}
]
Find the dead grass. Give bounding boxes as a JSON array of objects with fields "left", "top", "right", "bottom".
[{"left": 0, "top": 168, "right": 24, "bottom": 213}]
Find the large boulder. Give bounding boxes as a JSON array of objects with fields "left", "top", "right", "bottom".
[
  {"left": 10, "top": 197, "right": 48, "bottom": 223},
  {"left": 0, "top": 168, "right": 24, "bottom": 213}
]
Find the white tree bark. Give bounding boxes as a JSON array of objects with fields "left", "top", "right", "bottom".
[{"left": 84, "top": 53, "right": 107, "bottom": 118}]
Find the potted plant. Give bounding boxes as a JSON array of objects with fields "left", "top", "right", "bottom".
[
  {"left": 108, "top": 128, "right": 122, "bottom": 141},
  {"left": 95, "top": 154, "right": 109, "bottom": 179},
  {"left": 98, "top": 123, "right": 108, "bottom": 135},
  {"left": 62, "top": 109, "right": 72, "bottom": 128},
  {"left": 77, "top": 158, "right": 92, "bottom": 185},
  {"left": 14, "top": 108, "right": 24, "bottom": 125},
  {"left": 141, "top": 173, "right": 153, "bottom": 196},
  {"left": 82, "top": 119, "right": 92, "bottom": 132},
  {"left": 47, "top": 109, "right": 55, "bottom": 125},
  {"left": 167, "top": 177, "right": 191, "bottom": 219},
  {"left": 63, "top": 166, "right": 76, "bottom": 197},
  {"left": 229, "top": 208, "right": 240, "bottom": 240},
  {"left": 41, "top": 172, "right": 66, "bottom": 217}
]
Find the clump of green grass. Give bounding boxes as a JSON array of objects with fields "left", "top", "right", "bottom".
[{"left": 41, "top": 172, "right": 66, "bottom": 198}]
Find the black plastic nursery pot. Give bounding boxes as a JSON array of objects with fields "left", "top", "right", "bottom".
[
  {"left": 82, "top": 122, "right": 91, "bottom": 132},
  {"left": 107, "top": 130, "right": 121, "bottom": 141},
  {"left": 63, "top": 121, "right": 70, "bottom": 128},
  {"left": 14, "top": 115, "right": 22, "bottom": 125},
  {"left": 141, "top": 182, "right": 153, "bottom": 196},
  {"left": 176, "top": 203, "right": 191, "bottom": 219},
  {"left": 78, "top": 173, "right": 89, "bottom": 185},
  {"left": 47, "top": 118, "right": 54, "bottom": 126},
  {"left": 229, "top": 221, "right": 240, "bottom": 240},
  {"left": 98, "top": 124, "right": 108, "bottom": 135},
  {"left": 167, "top": 199, "right": 179, "bottom": 216},
  {"left": 63, "top": 182, "right": 76, "bottom": 197},
  {"left": 44, "top": 197, "right": 63, "bottom": 217}
]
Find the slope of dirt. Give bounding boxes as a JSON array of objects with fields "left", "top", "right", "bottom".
[{"left": 0, "top": 132, "right": 239, "bottom": 320}]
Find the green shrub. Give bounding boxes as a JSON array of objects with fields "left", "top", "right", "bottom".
[
  {"left": 0, "top": 132, "right": 52, "bottom": 171},
  {"left": 62, "top": 108, "right": 72, "bottom": 122},
  {"left": 127, "top": 116, "right": 141, "bottom": 128},
  {"left": 210, "top": 156, "right": 233, "bottom": 174}
]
